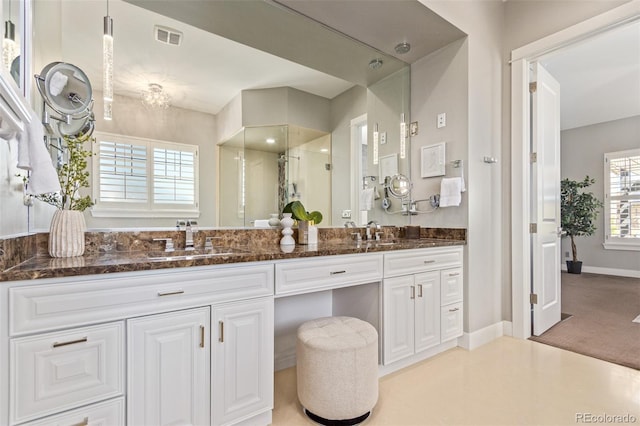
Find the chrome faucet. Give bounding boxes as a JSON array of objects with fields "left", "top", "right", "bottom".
[
  {"left": 177, "top": 219, "right": 198, "bottom": 251},
  {"left": 344, "top": 221, "right": 357, "bottom": 228},
  {"left": 366, "top": 220, "right": 381, "bottom": 241}
]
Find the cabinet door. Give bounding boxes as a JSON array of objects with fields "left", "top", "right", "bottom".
[
  {"left": 414, "top": 272, "right": 441, "bottom": 353},
  {"left": 128, "top": 307, "right": 210, "bottom": 426},
  {"left": 383, "top": 275, "right": 415, "bottom": 365},
  {"left": 213, "top": 298, "right": 274, "bottom": 426}
]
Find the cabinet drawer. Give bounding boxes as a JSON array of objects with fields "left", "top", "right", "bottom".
[
  {"left": 10, "top": 323, "right": 124, "bottom": 425},
  {"left": 384, "top": 247, "right": 462, "bottom": 277},
  {"left": 275, "top": 254, "right": 383, "bottom": 296},
  {"left": 440, "top": 267, "right": 463, "bottom": 305},
  {"left": 20, "top": 397, "right": 125, "bottom": 426},
  {"left": 441, "top": 302, "right": 463, "bottom": 342},
  {"left": 10, "top": 263, "right": 274, "bottom": 335}
]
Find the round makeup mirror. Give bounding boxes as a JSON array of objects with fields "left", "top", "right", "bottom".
[
  {"left": 35, "top": 62, "right": 93, "bottom": 117},
  {"left": 388, "top": 174, "right": 411, "bottom": 198}
]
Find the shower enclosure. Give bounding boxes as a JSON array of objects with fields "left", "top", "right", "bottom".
[{"left": 217, "top": 124, "right": 331, "bottom": 227}]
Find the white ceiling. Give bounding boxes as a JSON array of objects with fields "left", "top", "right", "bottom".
[
  {"left": 58, "top": 0, "right": 355, "bottom": 115},
  {"left": 541, "top": 20, "right": 640, "bottom": 131}
]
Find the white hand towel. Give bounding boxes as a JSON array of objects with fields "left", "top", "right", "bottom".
[
  {"left": 17, "top": 110, "right": 61, "bottom": 195},
  {"left": 49, "top": 71, "right": 69, "bottom": 96},
  {"left": 360, "top": 187, "right": 375, "bottom": 210},
  {"left": 439, "top": 177, "right": 463, "bottom": 207}
]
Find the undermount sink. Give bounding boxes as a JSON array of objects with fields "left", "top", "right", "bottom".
[{"left": 147, "top": 248, "right": 246, "bottom": 261}]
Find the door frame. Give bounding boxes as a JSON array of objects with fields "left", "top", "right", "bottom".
[{"left": 510, "top": 1, "right": 640, "bottom": 339}]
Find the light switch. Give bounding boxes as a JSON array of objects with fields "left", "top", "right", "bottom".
[{"left": 437, "top": 113, "right": 446, "bottom": 128}]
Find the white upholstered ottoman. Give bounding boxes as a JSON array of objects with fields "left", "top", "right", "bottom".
[{"left": 296, "top": 316, "right": 378, "bottom": 425}]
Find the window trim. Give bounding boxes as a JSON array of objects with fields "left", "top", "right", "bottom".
[
  {"left": 91, "top": 131, "right": 199, "bottom": 218},
  {"left": 603, "top": 148, "right": 640, "bottom": 251}
]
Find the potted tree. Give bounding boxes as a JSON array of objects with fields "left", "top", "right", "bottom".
[{"left": 560, "top": 176, "right": 603, "bottom": 274}]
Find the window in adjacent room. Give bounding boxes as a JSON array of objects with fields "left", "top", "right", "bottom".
[
  {"left": 604, "top": 149, "right": 640, "bottom": 250},
  {"left": 91, "top": 132, "right": 199, "bottom": 218}
]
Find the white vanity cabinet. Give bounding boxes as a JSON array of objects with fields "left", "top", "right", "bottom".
[
  {"left": 212, "top": 298, "right": 274, "bottom": 426},
  {"left": 2, "top": 262, "right": 274, "bottom": 426},
  {"left": 382, "top": 247, "right": 464, "bottom": 366},
  {"left": 127, "top": 307, "right": 211, "bottom": 426}
]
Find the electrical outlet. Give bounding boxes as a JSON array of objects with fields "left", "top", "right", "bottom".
[
  {"left": 564, "top": 251, "right": 570, "bottom": 258},
  {"left": 437, "top": 112, "right": 446, "bottom": 128},
  {"left": 341, "top": 210, "right": 352, "bottom": 219},
  {"left": 380, "top": 132, "right": 387, "bottom": 145}
]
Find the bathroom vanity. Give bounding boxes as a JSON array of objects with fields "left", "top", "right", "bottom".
[{"left": 0, "top": 238, "right": 464, "bottom": 426}]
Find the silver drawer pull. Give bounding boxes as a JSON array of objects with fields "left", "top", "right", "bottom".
[
  {"left": 219, "top": 321, "right": 224, "bottom": 343},
  {"left": 52, "top": 337, "right": 87, "bottom": 348},
  {"left": 449, "top": 307, "right": 460, "bottom": 312},
  {"left": 70, "top": 417, "right": 89, "bottom": 426},
  {"left": 158, "top": 289, "right": 185, "bottom": 297},
  {"left": 423, "top": 260, "right": 436, "bottom": 264},
  {"left": 410, "top": 286, "right": 415, "bottom": 299},
  {"left": 449, "top": 272, "right": 460, "bottom": 277},
  {"left": 330, "top": 270, "right": 346, "bottom": 275}
]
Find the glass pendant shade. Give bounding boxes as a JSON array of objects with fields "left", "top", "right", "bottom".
[{"left": 103, "top": 14, "right": 113, "bottom": 119}]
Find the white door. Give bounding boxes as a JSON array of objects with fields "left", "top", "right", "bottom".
[
  {"left": 128, "top": 307, "right": 210, "bottom": 426},
  {"left": 212, "top": 297, "right": 274, "bottom": 426},
  {"left": 414, "top": 271, "right": 441, "bottom": 353},
  {"left": 382, "top": 275, "right": 415, "bottom": 364},
  {"left": 531, "top": 62, "right": 562, "bottom": 336}
]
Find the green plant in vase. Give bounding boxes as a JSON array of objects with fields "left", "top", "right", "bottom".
[{"left": 37, "top": 134, "right": 94, "bottom": 257}]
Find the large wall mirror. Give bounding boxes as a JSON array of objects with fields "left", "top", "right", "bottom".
[{"left": 17, "top": 0, "right": 463, "bottom": 232}]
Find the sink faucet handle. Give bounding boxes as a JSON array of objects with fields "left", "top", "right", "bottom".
[
  {"left": 153, "top": 238, "right": 175, "bottom": 252},
  {"left": 351, "top": 232, "right": 362, "bottom": 243},
  {"left": 204, "top": 236, "right": 222, "bottom": 250},
  {"left": 375, "top": 231, "right": 382, "bottom": 241}
]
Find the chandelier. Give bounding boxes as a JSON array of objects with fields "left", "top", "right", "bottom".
[{"left": 141, "top": 83, "right": 171, "bottom": 110}]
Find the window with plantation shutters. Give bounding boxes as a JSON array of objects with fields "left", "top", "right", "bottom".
[
  {"left": 604, "top": 149, "right": 640, "bottom": 250},
  {"left": 92, "top": 132, "right": 199, "bottom": 218}
]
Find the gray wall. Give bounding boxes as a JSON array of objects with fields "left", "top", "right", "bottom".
[
  {"left": 561, "top": 115, "right": 640, "bottom": 272},
  {"left": 410, "top": 38, "right": 468, "bottom": 229}
]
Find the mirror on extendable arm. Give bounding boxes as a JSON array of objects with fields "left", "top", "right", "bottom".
[
  {"left": 387, "top": 174, "right": 411, "bottom": 199},
  {"left": 34, "top": 62, "right": 95, "bottom": 138}
]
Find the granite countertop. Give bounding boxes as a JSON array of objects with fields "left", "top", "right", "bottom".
[{"left": 0, "top": 238, "right": 465, "bottom": 282}]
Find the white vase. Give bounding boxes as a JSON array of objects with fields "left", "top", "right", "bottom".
[
  {"left": 48, "top": 210, "right": 86, "bottom": 257},
  {"left": 280, "top": 213, "right": 295, "bottom": 247},
  {"left": 268, "top": 213, "right": 281, "bottom": 227}
]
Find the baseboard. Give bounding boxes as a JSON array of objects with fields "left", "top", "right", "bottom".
[
  {"left": 378, "top": 340, "right": 457, "bottom": 377},
  {"left": 502, "top": 320, "right": 513, "bottom": 337},
  {"left": 561, "top": 264, "right": 640, "bottom": 278},
  {"left": 274, "top": 352, "right": 296, "bottom": 372},
  {"left": 458, "top": 321, "right": 507, "bottom": 350}
]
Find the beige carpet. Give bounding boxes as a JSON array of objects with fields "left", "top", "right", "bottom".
[{"left": 530, "top": 272, "right": 640, "bottom": 370}]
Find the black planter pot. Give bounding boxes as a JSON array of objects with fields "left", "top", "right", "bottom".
[{"left": 566, "top": 260, "right": 583, "bottom": 274}]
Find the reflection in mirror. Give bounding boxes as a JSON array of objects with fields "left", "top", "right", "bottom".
[
  {"left": 27, "top": 0, "right": 440, "bottom": 232},
  {"left": 218, "top": 124, "right": 331, "bottom": 228},
  {"left": 2, "top": 0, "right": 22, "bottom": 88}
]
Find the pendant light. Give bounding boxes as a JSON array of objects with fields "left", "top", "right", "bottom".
[
  {"left": 2, "top": 1, "right": 18, "bottom": 70},
  {"left": 103, "top": 0, "right": 113, "bottom": 120}
]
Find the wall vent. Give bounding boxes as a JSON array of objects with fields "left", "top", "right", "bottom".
[{"left": 154, "top": 25, "right": 183, "bottom": 46}]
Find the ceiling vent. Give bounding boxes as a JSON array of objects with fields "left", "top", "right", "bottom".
[{"left": 154, "top": 25, "right": 182, "bottom": 46}]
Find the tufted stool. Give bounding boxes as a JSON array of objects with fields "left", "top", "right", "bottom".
[{"left": 296, "top": 316, "right": 378, "bottom": 425}]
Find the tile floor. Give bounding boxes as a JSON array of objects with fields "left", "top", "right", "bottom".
[{"left": 273, "top": 337, "right": 640, "bottom": 425}]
